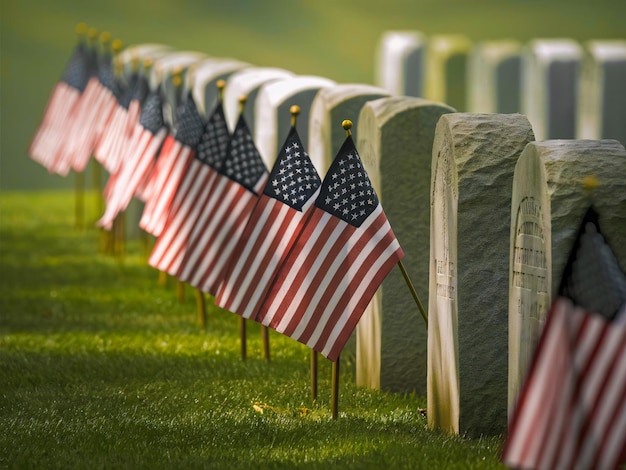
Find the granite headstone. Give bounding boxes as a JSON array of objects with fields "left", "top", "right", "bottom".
[{"left": 375, "top": 31, "right": 426, "bottom": 97}]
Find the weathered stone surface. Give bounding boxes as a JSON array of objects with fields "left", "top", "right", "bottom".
[
  {"left": 578, "top": 40, "right": 626, "bottom": 146},
  {"left": 375, "top": 31, "right": 426, "bottom": 97},
  {"left": 508, "top": 139, "right": 626, "bottom": 413},
  {"left": 424, "top": 35, "right": 472, "bottom": 112},
  {"left": 522, "top": 39, "right": 583, "bottom": 141},
  {"left": 308, "top": 84, "right": 389, "bottom": 177},
  {"left": 468, "top": 40, "right": 522, "bottom": 113},
  {"left": 223, "top": 68, "right": 294, "bottom": 133},
  {"left": 428, "top": 113, "right": 535, "bottom": 436},
  {"left": 356, "top": 97, "right": 455, "bottom": 394},
  {"left": 255, "top": 76, "right": 336, "bottom": 169},
  {"left": 189, "top": 59, "right": 250, "bottom": 117}
]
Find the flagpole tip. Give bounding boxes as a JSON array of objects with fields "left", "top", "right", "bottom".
[
  {"left": 216, "top": 79, "right": 226, "bottom": 99},
  {"left": 582, "top": 175, "right": 600, "bottom": 191},
  {"left": 99, "top": 31, "right": 111, "bottom": 44},
  {"left": 172, "top": 75, "right": 183, "bottom": 88},
  {"left": 238, "top": 95, "right": 248, "bottom": 113},
  {"left": 342, "top": 119, "right": 353, "bottom": 136},
  {"left": 290, "top": 105, "right": 300, "bottom": 127},
  {"left": 87, "top": 27, "right": 98, "bottom": 41},
  {"left": 143, "top": 58, "right": 153, "bottom": 69},
  {"left": 75, "top": 22, "right": 88, "bottom": 36},
  {"left": 111, "top": 39, "right": 123, "bottom": 53}
]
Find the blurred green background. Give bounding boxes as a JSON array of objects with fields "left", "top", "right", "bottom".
[{"left": 2, "top": 0, "right": 625, "bottom": 190}]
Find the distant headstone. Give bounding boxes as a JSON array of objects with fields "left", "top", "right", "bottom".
[
  {"left": 255, "top": 76, "right": 335, "bottom": 169},
  {"left": 356, "top": 97, "right": 455, "bottom": 394},
  {"left": 223, "top": 68, "right": 294, "bottom": 133},
  {"left": 190, "top": 59, "right": 250, "bottom": 117},
  {"left": 375, "top": 31, "right": 426, "bottom": 97},
  {"left": 424, "top": 35, "right": 472, "bottom": 112},
  {"left": 150, "top": 52, "right": 207, "bottom": 129},
  {"left": 308, "top": 84, "right": 389, "bottom": 177},
  {"left": 522, "top": 39, "right": 583, "bottom": 141},
  {"left": 578, "top": 40, "right": 626, "bottom": 145},
  {"left": 508, "top": 139, "right": 626, "bottom": 414},
  {"left": 428, "top": 113, "right": 535, "bottom": 436},
  {"left": 468, "top": 40, "right": 522, "bottom": 113}
]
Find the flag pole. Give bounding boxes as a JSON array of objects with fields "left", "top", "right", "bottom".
[
  {"left": 329, "top": 119, "right": 356, "bottom": 420},
  {"left": 176, "top": 280, "right": 185, "bottom": 303},
  {"left": 331, "top": 354, "right": 340, "bottom": 420},
  {"left": 397, "top": 261, "right": 428, "bottom": 327},
  {"left": 195, "top": 288, "right": 207, "bottom": 329},
  {"left": 311, "top": 350, "right": 318, "bottom": 401},
  {"left": 237, "top": 93, "right": 249, "bottom": 361}
]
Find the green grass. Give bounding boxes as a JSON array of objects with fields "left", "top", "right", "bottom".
[{"left": 0, "top": 190, "right": 504, "bottom": 468}]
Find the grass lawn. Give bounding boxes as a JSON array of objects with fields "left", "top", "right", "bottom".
[{"left": 0, "top": 189, "right": 504, "bottom": 468}]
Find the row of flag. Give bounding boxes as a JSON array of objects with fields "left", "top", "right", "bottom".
[
  {"left": 29, "top": 26, "right": 404, "bottom": 362},
  {"left": 29, "top": 25, "right": 625, "bottom": 469}
]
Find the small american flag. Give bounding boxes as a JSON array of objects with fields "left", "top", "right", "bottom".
[
  {"left": 139, "top": 91, "right": 205, "bottom": 237},
  {"left": 176, "top": 113, "right": 268, "bottom": 295},
  {"left": 255, "top": 134, "right": 404, "bottom": 361},
  {"left": 97, "top": 89, "right": 168, "bottom": 230},
  {"left": 214, "top": 125, "right": 321, "bottom": 319},
  {"left": 149, "top": 102, "right": 230, "bottom": 276},
  {"left": 502, "top": 207, "right": 626, "bottom": 470},
  {"left": 29, "top": 38, "right": 92, "bottom": 173}
]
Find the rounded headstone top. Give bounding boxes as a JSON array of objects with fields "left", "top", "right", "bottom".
[
  {"left": 475, "top": 40, "right": 522, "bottom": 63},
  {"left": 364, "top": 96, "right": 456, "bottom": 127},
  {"left": 190, "top": 58, "right": 250, "bottom": 114},
  {"left": 428, "top": 34, "right": 472, "bottom": 55},
  {"left": 585, "top": 40, "right": 626, "bottom": 61},
  {"left": 258, "top": 75, "right": 336, "bottom": 105},
  {"left": 149, "top": 51, "right": 206, "bottom": 89},
  {"left": 314, "top": 83, "right": 389, "bottom": 108},
  {"left": 527, "top": 39, "right": 583, "bottom": 62}
]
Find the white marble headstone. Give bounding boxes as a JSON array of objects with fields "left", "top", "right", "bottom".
[
  {"left": 468, "top": 40, "right": 522, "bottom": 113},
  {"left": 308, "top": 84, "right": 389, "bottom": 177},
  {"left": 424, "top": 35, "right": 472, "bottom": 112},
  {"left": 190, "top": 59, "right": 250, "bottom": 117},
  {"left": 375, "top": 31, "right": 426, "bottom": 97},
  {"left": 522, "top": 39, "right": 583, "bottom": 141},
  {"left": 356, "top": 97, "right": 455, "bottom": 394},
  {"left": 508, "top": 138, "right": 626, "bottom": 414},
  {"left": 223, "top": 68, "right": 294, "bottom": 133},
  {"left": 578, "top": 40, "right": 626, "bottom": 146},
  {"left": 254, "top": 76, "right": 335, "bottom": 169},
  {"left": 428, "top": 113, "right": 535, "bottom": 436}
]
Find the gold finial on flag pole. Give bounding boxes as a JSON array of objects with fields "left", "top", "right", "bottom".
[
  {"left": 99, "top": 31, "right": 111, "bottom": 45},
  {"left": 143, "top": 58, "right": 153, "bottom": 72},
  {"left": 172, "top": 74, "right": 183, "bottom": 88},
  {"left": 87, "top": 27, "right": 98, "bottom": 43},
  {"left": 238, "top": 95, "right": 247, "bottom": 114},
  {"left": 290, "top": 104, "right": 300, "bottom": 127},
  {"left": 111, "top": 39, "right": 123, "bottom": 54},
  {"left": 75, "top": 22, "right": 88, "bottom": 37},
  {"left": 342, "top": 119, "right": 352, "bottom": 137},
  {"left": 216, "top": 79, "right": 226, "bottom": 100},
  {"left": 582, "top": 175, "right": 600, "bottom": 191}
]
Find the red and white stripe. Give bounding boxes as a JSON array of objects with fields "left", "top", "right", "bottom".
[
  {"left": 139, "top": 138, "right": 194, "bottom": 237},
  {"left": 29, "top": 83, "right": 82, "bottom": 173},
  {"left": 148, "top": 160, "right": 219, "bottom": 276},
  {"left": 502, "top": 297, "right": 626, "bottom": 470},
  {"left": 256, "top": 204, "right": 403, "bottom": 361},
  {"left": 176, "top": 173, "right": 267, "bottom": 295},
  {"left": 97, "top": 126, "right": 167, "bottom": 230},
  {"left": 214, "top": 191, "right": 318, "bottom": 319}
]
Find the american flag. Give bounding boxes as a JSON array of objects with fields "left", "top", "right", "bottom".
[
  {"left": 255, "top": 135, "right": 404, "bottom": 362},
  {"left": 148, "top": 102, "right": 230, "bottom": 276},
  {"left": 214, "top": 126, "right": 321, "bottom": 319},
  {"left": 97, "top": 88, "right": 168, "bottom": 230},
  {"left": 139, "top": 91, "right": 204, "bottom": 237},
  {"left": 29, "top": 36, "right": 93, "bottom": 173},
  {"left": 502, "top": 207, "right": 626, "bottom": 470},
  {"left": 63, "top": 37, "right": 118, "bottom": 175},
  {"left": 176, "top": 113, "right": 268, "bottom": 295}
]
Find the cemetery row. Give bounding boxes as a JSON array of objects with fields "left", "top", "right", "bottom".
[
  {"left": 376, "top": 31, "right": 626, "bottom": 145},
  {"left": 28, "top": 25, "right": 626, "bottom": 449}
]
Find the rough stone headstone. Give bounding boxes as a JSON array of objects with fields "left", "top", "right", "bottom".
[
  {"left": 468, "top": 40, "right": 522, "bottom": 113},
  {"left": 375, "top": 31, "right": 426, "bottom": 97},
  {"left": 427, "top": 113, "right": 535, "bottom": 436},
  {"left": 223, "top": 68, "right": 294, "bottom": 133},
  {"left": 355, "top": 97, "right": 455, "bottom": 394},
  {"left": 508, "top": 139, "right": 626, "bottom": 414},
  {"left": 255, "top": 76, "right": 335, "bottom": 169},
  {"left": 424, "top": 35, "right": 472, "bottom": 112},
  {"left": 522, "top": 39, "right": 583, "bottom": 141},
  {"left": 189, "top": 59, "right": 251, "bottom": 117},
  {"left": 578, "top": 40, "right": 626, "bottom": 146},
  {"left": 308, "top": 84, "right": 389, "bottom": 177}
]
